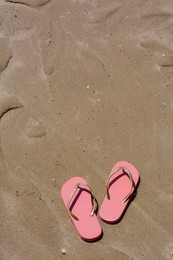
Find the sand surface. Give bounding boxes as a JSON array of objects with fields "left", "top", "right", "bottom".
[{"left": 0, "top": 0, "right": 173, "bottom": 259}]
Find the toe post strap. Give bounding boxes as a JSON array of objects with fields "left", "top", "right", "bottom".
[
  {"left": 67, "top": 182, "right": 98, "bottom": 221},
  {"left": 106, "top": 166, "right": 135, "bottom": 203}
]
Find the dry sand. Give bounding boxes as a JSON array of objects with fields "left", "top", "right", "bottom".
[{"left": 0, "top": 0, "right": 173, "bottom": 259}]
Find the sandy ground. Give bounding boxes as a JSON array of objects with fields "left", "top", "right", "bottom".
[{"left": 0, "top": 0, "right": 173, "bottom": 259}]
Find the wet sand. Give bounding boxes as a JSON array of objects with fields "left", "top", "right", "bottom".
[{"left": 0, "top": 0, "right": 173, "bottom": 259}]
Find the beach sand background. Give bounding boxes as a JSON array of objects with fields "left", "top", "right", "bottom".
[{"left": 0, "top": 0, "right": 173, "bottom": 259}]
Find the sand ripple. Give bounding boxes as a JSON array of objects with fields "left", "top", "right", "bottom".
[
  {"left": 6, "top": 0, "right": 52, "bottom": 7},
  {"left": 0, "top": 37, "right": 12, "bottom": 73}
]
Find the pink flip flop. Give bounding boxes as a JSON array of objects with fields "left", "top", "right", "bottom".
[
  {"left": 61, "top": 176, "right": 102, "bottom": 241},
  {"left": 99, "top": 161, "right": 140, "bottom": 223}
]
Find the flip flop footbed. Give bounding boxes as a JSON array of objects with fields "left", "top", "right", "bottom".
[{"left": 99, "top": 161, "right": 140, "bottom": 223}]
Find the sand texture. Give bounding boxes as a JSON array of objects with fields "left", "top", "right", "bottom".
[{"left": 0, "top": 0, "right": 173, "bottom": 259}]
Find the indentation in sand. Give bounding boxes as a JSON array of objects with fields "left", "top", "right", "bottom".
[
  {"left": 44, "top": 63, "right": 54, "bottom": 75},
  {"left": 6, "top": 0, "right": 52, "bottom": 7},
  {"left": 140, "top": 38, "right": 169, "bottom": 53},
  {"left": 25, "top": 118, "right": 46, "bottom": 138},
  {"left": 140, "top": 7, "right": 173, "bottom": 35},
  {"left": 139, "top": 37, "right": 173, "bottom": 68},
  {"left": 0, "top": 37, "right": 12, "bottom": 73},
  {"left": 79, "top": 48, "right": 105, "bottom": 72},
  {"left": 88, "top": 3, "right": 122, "bottom": 24},
  {"left": 0, "top": 93, "right": 23, "bottom": 120},
  {"left": 141, "top": 8, "right": 173, "bottom": 21}
]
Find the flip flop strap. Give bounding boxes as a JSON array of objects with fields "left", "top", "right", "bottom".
[
  {"left": 67, "top": 182, "right": 97, "bottom": 221},
  {"left": 106, "top": 166, "right": 135, "bottom": 203}
]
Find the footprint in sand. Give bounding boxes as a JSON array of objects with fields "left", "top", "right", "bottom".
[
  {"left": 6, "top": 0, "right": 52, "bottom": 7},
  {"left": 141, "top": 7, "right": 173, "bottom": 27},
  {"left": 0, "top": 93, "right": 46, "bottom": 138},
  {"left": 139, "top": 37, "right": 173, "bottom": 68},
  {"left": 138, "top": 6, "right": 173, "bottom": 68},
  {"left": 25, "top": 118, "right": 46, "bottom": 138},
  {"left": 0, "top": 37, "right": 12, "bottom": 74},
  {"left": 140, "top": 6, "right": 173, "bottom": 39},
  {"left": 0, "top": 93, "right": 22, "bottom": 119}
]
